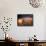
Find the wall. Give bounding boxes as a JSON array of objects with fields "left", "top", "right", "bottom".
[{"left": 0, "top": 0, "right": 46, "bottom": 40}]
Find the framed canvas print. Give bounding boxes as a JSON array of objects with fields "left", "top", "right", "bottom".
[{"left": 17, "top": 14, "right": 33, "bottom": 26}]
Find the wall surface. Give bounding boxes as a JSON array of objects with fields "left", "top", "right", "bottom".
[{"left": 0, "top": 0, "right": 46, "bottom": 40}]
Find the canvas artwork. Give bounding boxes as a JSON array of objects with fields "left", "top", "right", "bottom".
[{"left": 17, "top": 14, "right": 33, "bottom": 26}]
